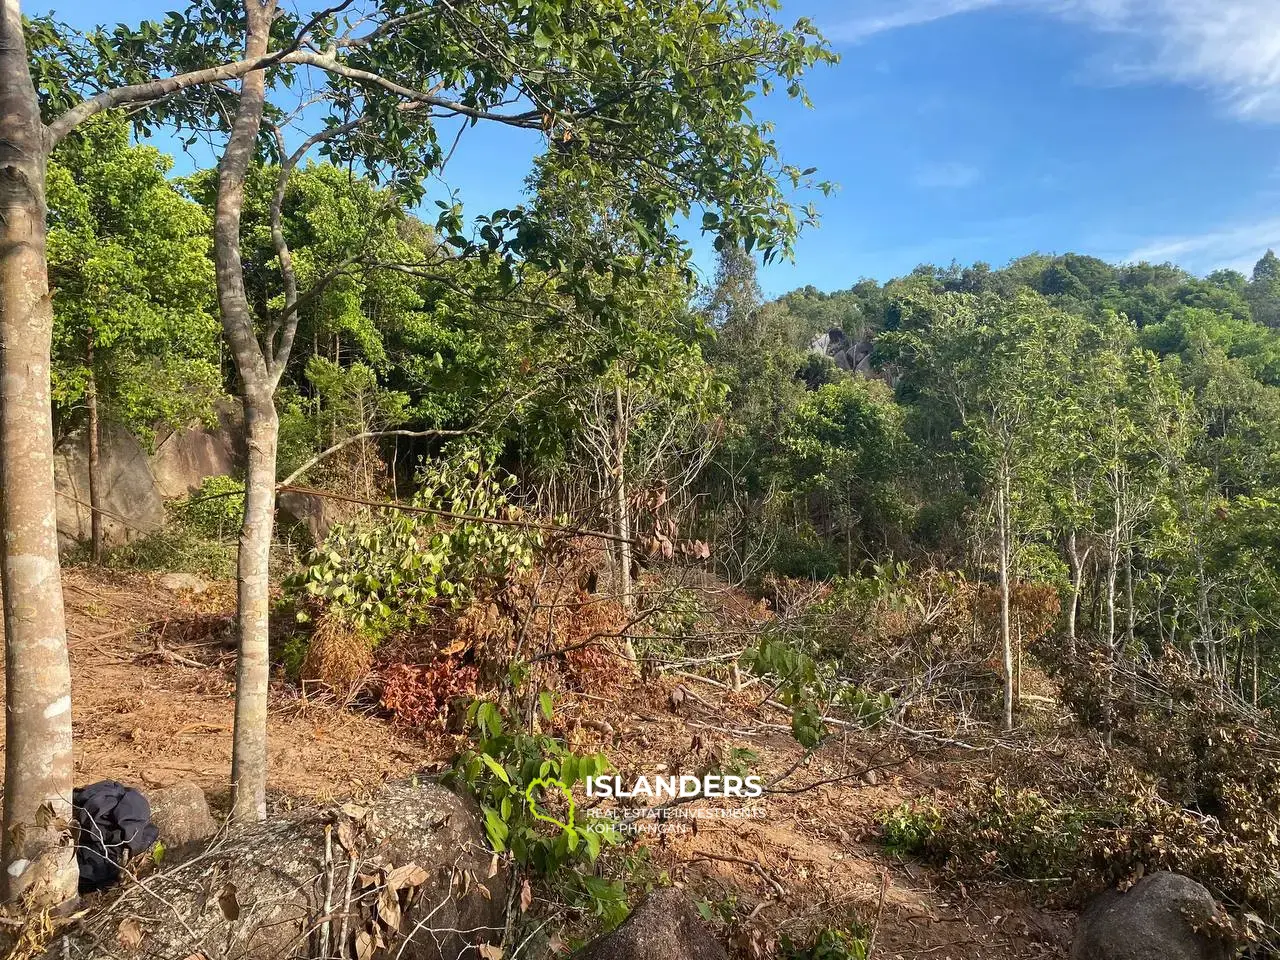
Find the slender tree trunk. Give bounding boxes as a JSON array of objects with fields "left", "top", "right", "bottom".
[
  {"left": 86, "top": 340, "right": 103, "bottom": 563},
  {"left": 216, "top": 0, "right": 278, "bottom": 822},
  {"left": 1065, "top": 531, "right": 1085, "bottom": 662},
  {"left": 0, "top": 0, "right": 79, "bottom": 906},
  {"left": 1124, "top": 544, "right": 1135, "bottom": 651},
  {"left": 613, "top": 384, "right": 633, "bottom": 615},
  {"left": 997, "top": 473, "right": 1013, "bottom": 732},
  {"left": 1104, "top": 543, "right": 1118, "bottom": 748},
  {"left": 612, "top": 384, "right": 636, "bottom": 662},
  {"left": 230, "top": 390, "right": 278, "bottom": 821}
]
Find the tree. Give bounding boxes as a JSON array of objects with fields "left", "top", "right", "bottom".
[
  {"left": 883, "top": 289, "right": 1078, "bottom": 730},
  {"left": 48, "top": 113, "right": 218, "bottom": 560},
  {"left": 782, "top": 377, "right": 907, "bottom": 568},
  {"left": 65, "top": 0, "right": 831, "bottom": 821},
  {"left": 1248, "top": 250, "right": 1280, "bottom": 329},
  {"left": 1, "top": 0, "right": 346, "bottom": 899}
]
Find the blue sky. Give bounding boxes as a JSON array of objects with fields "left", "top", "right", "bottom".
[{"left": 40, "top": 0, "right": 1280, "bottom": 296}]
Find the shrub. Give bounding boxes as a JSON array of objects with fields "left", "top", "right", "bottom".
[
  {"left": 182, "top": 475, "right": 245, "bottom": 538},
  {"left": 879, "top": 802, "right": 943, "bottom": 857},
  {"left": 299, "top": 608, "right": 374, "bottom": 697},
  {"left": 780, "top": 925, "right": 870, "bottom": 960},
  {"left": 285, "top": 450, "right": 537, "bottom": 633},
  {"left": 379, "top": 660, "right": 478, "bottom": 730}
]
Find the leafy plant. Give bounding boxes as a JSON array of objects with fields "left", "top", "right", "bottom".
[
  {"left": 780, "top": 925, "right": 870, "bottom": 960},
  {"left": 742, "top": 634, "right": 892, "bottom": 747},
  {"left": 879, "top": 802, "right": 943, "bottom": 857},
  {"left": 286, "top": 449, "right": 538, "bottom": 631},
  {"left": 181, "top": 475, "right": 245, "bottom": 538},
  {"left": 446, "top": 698, "right": 620, "bottom": 875}
]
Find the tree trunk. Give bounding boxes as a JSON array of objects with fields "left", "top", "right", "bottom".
[
  {"left": 1065, "top": 530, "right": 1085, "bottom": 662},
  {"left": 1124, "top": 544, "right": 1135, "bottom": 651},
  {"left": 216, "top": 0, "right": 278, "bottom": 822},
  {"left": 230, "top": 391, "right": 278, "bottom": 822},
  {"left": 613, "top": 384, "right": 633, "bottom": 616},
  {"left": 86, "top": 340, "right": 103, "bottom": 563},
  {"left": 0, "top": 0, "right": 79, "bottom": 906},
  {"left": 1104, "top": 544, "right": 1118, "bottom": 748},
  {"left": 612, "top": 384, "right": 636, "bottom": 662},
  {"left": 997, "top": 473, "right": 1013, "bottom": 733}
]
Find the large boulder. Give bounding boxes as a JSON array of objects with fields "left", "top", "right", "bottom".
[
  {"left": 277, "top": 488, "right": 350, "bottom": 545},
  {"left": 1072, "top": 872, "right": 1233, "bottom": 960},
  {"left": 146, "top": 781, "right": 218, "bottom": 853},
  {"left": 56, "top": 780, "right": 504, "bottom": 960},
  {"left": 150, "top": 399, "right": 244, "bottom": 498},
  {"left": 576, "top": 888, "right": 728, "bottom": 960},
  {"left": 55, "top": 422, "right": 165, "bottom": 549}
]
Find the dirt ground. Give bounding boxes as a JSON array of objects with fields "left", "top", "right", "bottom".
[{"left": 2, "top": 566, "right": 1074, "bottom": 959}]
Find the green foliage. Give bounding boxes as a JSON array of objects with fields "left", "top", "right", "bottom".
[
  {"left": 446, "top": 698, "right": 620, "bottom": 875},
  {"left": 879, "top": 802, "right": 943, "bottom": 857},
  {"left": 47, "top": 112, "right": 220, "bottom": 440},
  {"left": 780, "top": 925, "right": 870, "bottom": 960},
  {"left": 285, "top": 450, "right": 537, "bottom": 630},
  {"left": 741, "top": 634, "right": 891, "bottom": 747},
  {"left": 103, "top": 505, "right": 238, "bottom": 580},
  {"left": 181, "top": 476, "right": 245, "bottom": 538}
]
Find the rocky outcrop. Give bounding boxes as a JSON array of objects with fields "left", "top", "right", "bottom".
[
  {"left": 1072, "top": 872, "right": 1232, "bottom": 960},
  {"left": 809, "top": 328, "right": 875, "bottom": 376},
  {"left": 55, "top": 780, "right": 503, "bottom": 960},
  {"left": 55, "top": 400, "right": 243, "bottom": 551},
  {"left": 55, "top": 421, "right": 166, "bottom": 549},
  {"left": 277, "top": 488, "right": 350, "bottom": 545},
  {"left": 150, "top": 399, "right": 245, "bottom": 498},
  {"left": 577, "top": 888, "right": 728, "bottom": 960}
]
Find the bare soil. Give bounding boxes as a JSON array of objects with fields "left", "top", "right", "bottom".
[{"left": 0, "top": 566, "right": 1074, "bottom": 959}]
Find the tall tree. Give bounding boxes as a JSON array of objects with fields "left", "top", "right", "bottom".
[
  {"left": 883, "top": 289, "right": 1077, "bottom": 730},
  {"left": 0, "top": 0, "right": 78, "bottom": 907},
  {"left": 123, "top": 0, "right": 833, "bottom": 820},
  {"left": 48, "top": 113, "right": 218, "bottom": 560}
]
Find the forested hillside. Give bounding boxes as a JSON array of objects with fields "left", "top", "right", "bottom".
[{"left": 3, "top": 1, "right": 1280, "bottom": 958}]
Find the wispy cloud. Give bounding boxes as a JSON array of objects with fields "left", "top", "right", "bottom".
[
  {"left": 825, "top": 0, "right": 1000, "bottom": 43},
  {"left": 828, "top": 0, "right": 1280, "bottom": 121},
  {"left": 913, "top": 161, "right": 982, "bottom": 189},
  {"left": 1124, "top": 217, "right": 1280, "bottom": 273}
]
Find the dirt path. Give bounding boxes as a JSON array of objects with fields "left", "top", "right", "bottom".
[{"left": 2, "top": 566, "right": 1072, "bottom": 958}]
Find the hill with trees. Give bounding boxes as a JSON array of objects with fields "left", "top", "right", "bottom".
[{"left": 1, "top": 1, "right": 1279, "bottom": 957}]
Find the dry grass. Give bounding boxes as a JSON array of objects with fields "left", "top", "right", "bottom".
[{"left": 300, "top": 609, "right": 372, "bottom": 699}]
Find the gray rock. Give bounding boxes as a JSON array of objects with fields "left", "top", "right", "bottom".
[
  {"left": 150, "top": 399, "right": 244, "bottom": 499},
  {"left": 146, "top": 781, "right": 218, "bottom": 852},
  {"left": 576, "top": 888, "right": 728, "bottom": 960},
  {"left": 1072, "top": 872, "right": 1232, "bottom": 960},
  {"left": 55, "top": 422, "right": 166, "bottom": 549},
  {"left": 54, "top": 780, "right": 502, "bottom": 960},
  {"left": 277, "top": 488, "right": 349, "bottom": 545},
  {"left": 157, "top": 572, "right": 209, "bottom": 594}
]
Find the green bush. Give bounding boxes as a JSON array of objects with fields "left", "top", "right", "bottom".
[
  {"left": 285, "top": 450, "right": 537, "bottom": 632},
  {"left": 879, "top": 802, "right": 943, "bottom": 857},
  {"left": 780, "top": 925, "right": 870, "bottom": 960},
  {"left": 182, "top": 475, "right": 245, "bottom": 538}
]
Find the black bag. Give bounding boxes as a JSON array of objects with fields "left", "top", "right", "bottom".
[{"left": 73, "top": 780, "right": 159, "bottom": 893}]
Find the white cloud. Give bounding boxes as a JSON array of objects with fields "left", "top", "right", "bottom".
[
  {"left": 1124, "top": 217, "right": 1280, "bottom": 273},
  {"left": 913, "top": 161, "right": 982, "bottom": 188},
  {"left": 829, "top": 0, "right": 1280, "bottom": 121},
  {"left": 825, "top": 0, "right": 1001, "bottom": 42}
]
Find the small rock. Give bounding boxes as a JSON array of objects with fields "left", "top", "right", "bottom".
[
  {"left": 577, "top": 888, "right": 728, "bottom": 960},
  {"left": 147, "top": 781, "right": 218, "bottom": 851},
  {"left": 158, "top": 572, "right": 209, "bottom": 594},
  {"left": 861, "top": 769, "right": 879, "bottom": 786},
  {"left": 1072, "top": 872, "right": 1232, "bottom": 960}
]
